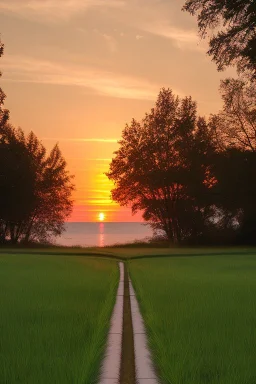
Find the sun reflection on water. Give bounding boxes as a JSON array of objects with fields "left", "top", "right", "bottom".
[{"left": 99, "top": 222, "right": 105, "bottom": 247}]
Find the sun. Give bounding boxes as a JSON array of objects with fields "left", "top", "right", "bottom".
[{"left": 98, "top": 212, "right": 105, "bottom": 221}]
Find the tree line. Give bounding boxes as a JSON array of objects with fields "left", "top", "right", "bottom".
[
  {"left": 107, "top": 0, "right": 256, "bottom": 245},
  {"left": 0, "top": 42, "right": 74, "bottom": 245},
  {"left": 107, "top": 82, "right": 256, "bottom": 245}
]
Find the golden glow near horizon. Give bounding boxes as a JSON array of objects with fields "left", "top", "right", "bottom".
[{"left": 98, "top": 212, "right": 105, "bottom": 221}]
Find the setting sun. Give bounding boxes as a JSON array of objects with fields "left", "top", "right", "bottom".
[{"left": 98, "top": 212, "right": 105, "bottom": 221}]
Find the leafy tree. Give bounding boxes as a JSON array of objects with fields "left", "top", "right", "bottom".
[
  {"left": 210, "top": 78, "right": 256, "bottom": 151},
  {"left": 22, "top": 132, "right": 74, "bottom": 243},
  {"left": 208, "top": 79, "right": 256, "bottom": 243},
  {"left": 107, "top": 88, "right": 216, "bottom": 244},
  {"left": 211, "top": 148, "right": 256, "bottom": 244},
  {"left": 0, "top": 126, "right": 74, "bottom": 244},
  {"left": 0, "top": 126, "right": 35, "bottom": 243},
  {"left": 183, "top": 0, "right": 256, "bottom": 80}
]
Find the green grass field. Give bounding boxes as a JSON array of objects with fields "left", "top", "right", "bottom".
[
  {"left": 129, "top": 254, "right": 256, "bottom": 384},
  {"left": 0, "top": 254, "right": 118, "bottom": 384}
]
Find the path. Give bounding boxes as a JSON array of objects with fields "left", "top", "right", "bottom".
[
  {"left": 120, "top": 263, "right": 136, "bottom": 384},
  {"left": 99, "top": 262, "right": 159, "bottom": 384}
]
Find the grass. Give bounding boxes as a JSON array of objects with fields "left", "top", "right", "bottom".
[
  {"left": 0, "top": 254, "right": 118, "bottom": 384},
  {"left": 2, "top": 245, "right": 256, "bottom": 260},
  {"left": 129, "top": 253, "right": 256, "bottom": 384}
]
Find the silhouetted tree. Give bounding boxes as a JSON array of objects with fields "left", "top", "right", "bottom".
[
  {"left": 211, "top": 148, "right": 256, "bottom": 244},
  {"left": 0, "top": 125, "right": 74, "bottom": 244},
  {"left": 0, "top": 126, "right": 35, "bottom": 243},
  {"left": 183, "top": 0, "right": 256, "bottom": 80},
  {"left": 210, "top": 78, "right": 256, "bottom": 151},
  {"left": 22, "top": 132, "right": 74, "bottom": 243},
  {"left": 107, "top": 88, "right": 216, "bottom": 244}
]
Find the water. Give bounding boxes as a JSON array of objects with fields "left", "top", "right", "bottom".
[{"left": 57, "top": 222, "right": 153, "bottom": 248}]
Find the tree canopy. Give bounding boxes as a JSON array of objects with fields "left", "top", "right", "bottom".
[
  {"left": 107, "top": 88, "right": 216, "bottom": 243},
  {"left": 107, "top": 87, "right": 256, "bottom": 245},
  {"left": 0, "top": 125, "right": 74, "bottom": 244},
  {"left": 210, "top": 78, "right": 256, "bottom": 151},
  {"left": 183, "top": 0, "right": 256, "bottom": 80}
]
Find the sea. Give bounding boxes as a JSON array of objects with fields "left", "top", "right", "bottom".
[{"left": 57, "top": 222, "right": 154, "bottom": 248}]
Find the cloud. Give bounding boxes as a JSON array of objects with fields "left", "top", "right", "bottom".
[
  {"left": 92, "top": 29, "right": 118, "bottom": 53},
  {"left": 102, "top": 34, "right": 117, "bottom": 53},
  {"left": 146, "top": 25, "right": 198, "bottom": 44},
  {"left": 103, "top": 0, "right": 204, "bottom": 52},
  {"left": 2, "top": 54, "right": 159, "bottom": 100},
  {"left": 140, "top": 23, "right": 205, "bottom": 51},
  {"left": 0, "top": 0, "right": 125, "bottom": 21}
]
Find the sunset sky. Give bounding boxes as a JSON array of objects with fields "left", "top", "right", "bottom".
[{"left": 0, "top": 0, "right": 234, "bottom": 222}]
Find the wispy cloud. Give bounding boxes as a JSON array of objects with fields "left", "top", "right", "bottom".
[
  {"left": 102, "top": 34, "right": 118, "bottom": 53},
  {"left": 141, "top": 23, "right": 204, "bottom": 51},
  {"left": 107, "top": 0, "right": 204, "bottom": 52},
  {"left": 0, "top": 0, "right": 125, "bottom": 21},
  {"left": 2, "top": 54, "right": 159, "bottom": 100},
  {"left": 145, "top": 24, "right": 198, "bottom": 44},
  {"left": 91, "top": 29, "right": 118, "bottom": 53}
]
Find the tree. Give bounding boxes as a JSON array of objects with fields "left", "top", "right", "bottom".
[
  {"left": 0, "top": 126, "right": 35, "bottom": 243},
  {"left": 0, "top": 38, "right": 9, "bottom": 126},
  {"left": 210, "top": 78, "right": 256, "bottom": 151},
  {"left": 207, "top": 78, "right": 256, "bottom": 243},
  {"left": 183, "top": 0, "right": 256, "bottom": 81},
  {"left": 0, "top": 124, "right": 74, "bottom": 244},
  {"left": 210, "top": 148, "right": 256, "bottom": 244},
  {"left": 107, "top": 88, "right": 216, "bottom": 244},
  {"left": 22, "top": 132, "right": 74, "bottom": 243}
]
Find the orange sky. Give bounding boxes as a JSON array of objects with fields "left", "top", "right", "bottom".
[{"left": 0, "top": 0, "right": 235, "bottom": 222}]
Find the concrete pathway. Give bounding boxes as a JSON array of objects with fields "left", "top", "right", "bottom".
[
  {"left": 99, "top": 262, "right": 124, "bottom": 384},
  {"left": 99, "top": 262, "right": 159, "bottom": 384}
]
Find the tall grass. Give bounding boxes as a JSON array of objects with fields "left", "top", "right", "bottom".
[
  {"left": 129, "top": 254, "right": 256, "bottom": 384},
  {"left": 0, "top": 254, "right": 118, "bottom": 384}
]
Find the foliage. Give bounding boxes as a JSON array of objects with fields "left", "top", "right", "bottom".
[
  {"left": 107, "top": 88, "right": 216, "bottom": 243},
  {"left": 0, "top": 126, "right": 36, "bottom": 243},
  {"left": 210, "top": 78, "right": 256, "bottom": 151},
  {"left": 0, "top": 125, "right": 74, "bottom": 243},
  {"left": 204, "top": 78, "right": 256, "bottom": 244},
  {"left": 183, "top": 0, "right": 256, "bottom": 81},
  {"left": 22, "top": 131, "right": 74, "bottom": 243},
  {"left": 108, "top": 86, "right": 256, "bottom": 245},
  {"left": 210, "top": 148, "right": 256, "bottom": 244}
]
